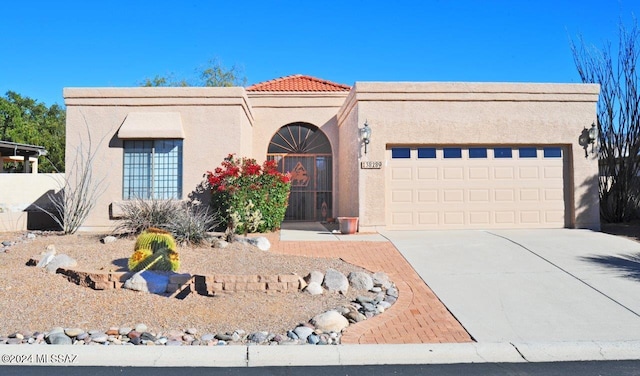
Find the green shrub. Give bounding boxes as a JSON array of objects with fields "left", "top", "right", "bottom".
[
  {"left": 206, "top": 154, "right": 291, "bottom": 234},
  {"left": 165, "top": 204, "right": 219, "bottom": 245},
  {"left": 116, "top": 198, "right": 218, "bottom": 245},
  {"left": 115, "top": 198, "right": 180, "bottom": 235}
]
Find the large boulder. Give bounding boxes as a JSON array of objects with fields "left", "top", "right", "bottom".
[
  {"left": 322, "top": 269, "right": 349, "bottom": 294},
  {"left": 45, "top": 254, "right": 77, "bottom": 274},
  {"left": 303, "top": 282, "right": 323, "bottom": 295},
  {"left": 311, "top": 310, "right": 350, "bottom": 333},
  {"left": 237, "top": 236, "right": 271, "bottom": 251},
  {"left": 348, "top": 271, "right": 374, "bottom": 291}
]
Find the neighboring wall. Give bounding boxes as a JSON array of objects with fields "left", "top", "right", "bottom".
[
  {"left": 64, "top": 88, "right": 254, "bottom": 231},
  {"left": 0, "top": 173, "right": 64, "bottom": 231},
  {"left": 338, "top": 82, "right": 601, "bottom": 231}
]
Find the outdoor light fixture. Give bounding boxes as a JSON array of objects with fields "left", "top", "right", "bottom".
[
  {"left": 579, "top": 122, "right": 599, "bottom": 158},
  {"left": 588, "top": 122, "right": 598, "bottom": 153},
  {"left": 361, "top": 121, "right": 372, "bottom": 154}
]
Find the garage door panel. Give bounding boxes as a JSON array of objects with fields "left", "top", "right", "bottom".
[
  {"left": 417, "top": 190, "right": 438, "bottom": 202},
  {"left": 391, "top": 167, "right": 412, "bottom": 180},
  {"left": 387, "top": 146, "right": 566, "bottom": 230},
  {"left": 443, "top": 167, "right": 464, "bottom": 179},
  {"left": 469, "top": 167, "right": 490, "bottom": 179},
  {"left": 418, "top": 212, "right": 439, "bottom": 225},
  {"left": 444, "top": 212, "right": 464, "bottom": 225},
  {"left": 417, "top": 167, "right": 438, "bottom": 180},
  {"left": 391, "top": 190, "right": 412, "bottom": 203}
]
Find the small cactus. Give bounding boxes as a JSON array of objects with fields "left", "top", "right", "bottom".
[{"left": 128, "top": 228, "right": 180, "bottom": 272}]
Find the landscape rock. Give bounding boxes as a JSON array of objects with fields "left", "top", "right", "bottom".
[
  {"left": 322, "top": 268, "right": 349, "bottom": 294},
  {"left": 305, "top": 270, "right": 324, "bottom": 285},
  {"left": 237, "top": 236, "right": 271, "bottom": 251},
  {"left": 45, "top": 254, "right": 77, "bottom": 274},
  {"left": 372, "top": 272, "right": 391, "bottom": 289},
  {"left": 213, "top": 239, "right": 229, "bottom": 249},
  {"left": 348, "top": 271, "right": 374, "bottom": 291},
  {"left": 293, "top": 326, "right": 313, "bottom": 342},
  {"left": 26, "top": 233, "right": 36, "bottom": 240},
  {"left": 101, "top": 236, "right": 117, "bottom": 244},
  {"left": 303, "top": 282, "right": 323, "bottom": 295},
  {"left": 47, "top": 332, "right": 72, "bottom": 345},
  {"left": 36, "top": 248, "right": 57, "bottom": 268},
  {"left": 311, "top": 310, "right": 349, "bottom": 332},
  {"left": 123, "top": 271, "right": 170, "bottom": 294}
]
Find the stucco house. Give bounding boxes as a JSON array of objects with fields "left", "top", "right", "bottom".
[{"left": 64, "top": 75, "right": 601, "bottom": 232}]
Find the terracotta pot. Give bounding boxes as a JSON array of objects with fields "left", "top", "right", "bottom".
[{"left": 337, "top": 217, "right": 359, "bottom": 234}]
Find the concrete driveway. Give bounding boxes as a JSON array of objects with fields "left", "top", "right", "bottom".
[{"left": 380, "top": 229, "right": 640, "bottom": 343}]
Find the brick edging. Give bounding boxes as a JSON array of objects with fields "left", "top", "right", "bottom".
[{"left": 28, "top": 258, "right": 303, "bottom": 296}]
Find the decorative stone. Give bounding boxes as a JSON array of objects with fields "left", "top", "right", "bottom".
[
  {"left": 303, "top": 282, "right": 323, "bottom": 295},
  {"left": 119, "top": 327, "right": 132, "bottom": 335},
  {"left": 372, "top": 272, "right": 391, "bottom": 289},
  {"left": 213, "top": 240, "right": 229, "bottom": 249},
  {"left": 123, "top": 271, "right": 169, "bottom": 294},
  {"left": 287, "top": 330, "right": 298, "bottom": 340},
  {"left": 293, "top": 326, "right": 313, "bottom": 342},
  {"left": 305, "top": 270, "right": 324, "bottom": 285},
  {"left": 386, "top": 286, "right": 398, "bottom": 298},
  {"left": 90, "top": 333, "right": 108, "bottom": 343},
  {"left": 248, "top": 332, "right": 268, "bottom": 343},
  {"left": 135, "top": 324, "right": 148, "bottom": 333},
  {"left": 45, "top": 254, "right": 77, "bottom": 274},
  {"left": 201, "top": 333, "right": 215, "bottom": 342},
  {"left": 215, "top": 333, "right": 232, "bottom": 341},
  {"left": 36, "top": 248, "right": 57, "bottom": 268},
  {"left": 237, "top": 236, "right": 271, "bottom": 251},
  {"left": 322, "top": 269, "right": 349, "bottom": 294},
  {"left": 186, "top": 328, "right": 197, "bottom": 335},
  {"left": 64, "top": 328, "right": 84, "bottom": 338},
  {"left": 307, "top": 334, "right": 320, "bottom": 345},
  {"left": 344, "top": 309, "right": 367, "bottom": 323},
  {"left": 311, "top": 310, "right": 350, "bottom": 333},
  {"left": 348, "top": 272, "right": 374, "bottom": 291},
  {"left": 101, "top": 236, "right": 117, "bottom": 244},
  {"left": 47, "top": 333, "right": 72, "bottom": 345},
  {"left": 140, "top": 332, "right": 157, "bottom": 342},
  {"left": 1, "top": 241, "right": 12, "bottom": 247}
]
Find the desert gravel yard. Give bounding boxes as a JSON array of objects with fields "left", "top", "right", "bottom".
[{"left": 0, "top": 232, "right": 371, "bottom": 337}]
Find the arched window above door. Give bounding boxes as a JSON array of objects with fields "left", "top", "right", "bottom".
[{"left": 268, "top": 122, "right": 331, "bottom": 154}]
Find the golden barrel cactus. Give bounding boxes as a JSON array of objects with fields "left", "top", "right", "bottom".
[{"left": 128, "top": 228, "right": 180, "bottom": 272}]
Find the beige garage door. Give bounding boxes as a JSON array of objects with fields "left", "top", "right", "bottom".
[{"left": 386, "top": 146, "right": 566, "bottom": 229}]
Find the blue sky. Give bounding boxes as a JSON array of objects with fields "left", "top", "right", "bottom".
[{"left": 1, "top": 0, "right": 638, "bottom": 106}]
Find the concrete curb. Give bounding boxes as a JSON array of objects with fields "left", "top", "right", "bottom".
[{"left": 1, "top": 342, "right": 639, "bottom": 367}]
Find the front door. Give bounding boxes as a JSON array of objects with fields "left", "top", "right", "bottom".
[{"left": 267, "top": 123, "right": 333, "bottom": 221}]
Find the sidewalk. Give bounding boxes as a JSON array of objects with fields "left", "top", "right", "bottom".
[{"left": 263, "top": 225, "right": 472, "bottom": 345}]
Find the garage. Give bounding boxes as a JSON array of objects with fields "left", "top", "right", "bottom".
[{"left": 386, "top": 146, "right": 567, "bottom": 230}]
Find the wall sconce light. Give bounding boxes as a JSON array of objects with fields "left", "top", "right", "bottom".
[
  {"left": 361, "top": 121, "right": 372, "bottom": 154},
  {"left": 579, "top": 122, "right": 599, "bottom": 158},
  {"left": 588, "top": 122, "right": 598, "bottom": 154}
]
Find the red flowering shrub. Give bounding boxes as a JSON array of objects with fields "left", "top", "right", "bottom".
[{"left": 206, "top": 154, "right": 291, "bottom": 233}]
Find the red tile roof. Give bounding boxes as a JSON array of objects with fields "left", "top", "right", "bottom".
[{"left": 247, "top": 74, "right": 351, "bottom": 92}]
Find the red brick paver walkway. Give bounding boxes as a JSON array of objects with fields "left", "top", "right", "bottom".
[{"left": 264, "top": 232, "right": 473, "bottom": 344}]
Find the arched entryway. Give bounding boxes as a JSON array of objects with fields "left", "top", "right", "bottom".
[{"left": 267, "top": 122, "right": 333, "bottom": 221}]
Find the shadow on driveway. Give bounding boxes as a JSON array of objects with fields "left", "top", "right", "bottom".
[{"left": 581, "top": 253, "right": 640, "bottom": 282}]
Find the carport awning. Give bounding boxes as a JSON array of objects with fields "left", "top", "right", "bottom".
[{"left": 117, "top": 112, "right": 185, "bottom": 139}]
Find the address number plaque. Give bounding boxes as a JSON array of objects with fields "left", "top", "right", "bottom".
[{"left": 360, "top": 161, "right": 383, "bottom": 169}]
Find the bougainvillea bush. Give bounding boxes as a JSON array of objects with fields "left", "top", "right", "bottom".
[{"left": 206, "top": 154, "right": 291, "bottom": 233}]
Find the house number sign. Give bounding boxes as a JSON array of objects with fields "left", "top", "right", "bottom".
[{"left": 361, "top": 161, "right": 382, "bottom": 169}]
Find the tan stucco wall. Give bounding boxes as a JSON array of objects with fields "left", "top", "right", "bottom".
[
  {"left": 0, "top": 173, "right": 64, "bottom": 231},
  {"left": 64, "top": 88, "right": 254, "bottom": 231},
  {"left": 337, "top": 82, "right": 601, "bottom": 231}
]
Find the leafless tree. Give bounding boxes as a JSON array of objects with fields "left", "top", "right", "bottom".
[{"left": 571, "top": 21, "right": 640, "bottom": 222}]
